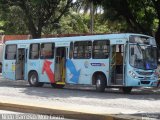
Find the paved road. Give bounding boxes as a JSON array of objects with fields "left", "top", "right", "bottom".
[{"left": 0, "top": 75, "right": 160, "bottom": 119}]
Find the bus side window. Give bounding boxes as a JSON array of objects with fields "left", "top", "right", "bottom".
[
  {"left": 29, "top": 43, "right": 39, "bottom": 59},
  {"left": 5, "top": 44, "right": 17, "bottom": 60},
  {"left": 93, "top": 40, "right": 110, "bottom": 59},
  {"left": 73, "top": 41, "right": 92, "bottom": 59},
  {"left": 40, "top": 43, "right": 54, "bottom": 59}
]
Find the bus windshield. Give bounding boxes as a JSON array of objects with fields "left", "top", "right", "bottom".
[{"left": 129, "top": 44, "right": 157, "bottom": 70}]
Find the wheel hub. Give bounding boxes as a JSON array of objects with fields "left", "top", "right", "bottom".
[
  {"left": 30, "top": 75, "right": 36, "bottom": 84},
  {"left": 96, "top": 79, "right": 101, "bottom": 87}
]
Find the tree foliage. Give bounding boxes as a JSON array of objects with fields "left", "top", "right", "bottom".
[
  {"left": 102, "top": 0, "right": 160, "bottom": 44},
  {"left": 74, "top": 0, "right": 102, "bottom": 13},
  {"left": 0, "top": 0, "right": 73, "bottom": 38},
  {"left": 1, "top": 0, "right": 160, "bottom": 45},
  {"left": 43, "top": 12, "right": 90, "bottom": 34},
  {"left": 0, "top": 5, "right": 28, "bottom": 34}
]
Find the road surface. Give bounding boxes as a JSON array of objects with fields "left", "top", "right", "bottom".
[{"left": 0, "top": 75, "right": 160, "bottom": 119}]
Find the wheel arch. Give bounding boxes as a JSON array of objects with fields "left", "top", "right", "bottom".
[{"left": 92, "top": 71, "right": 107, "bottom": 86}]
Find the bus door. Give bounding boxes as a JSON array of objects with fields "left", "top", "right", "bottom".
[
  {"left": 55, "top": 47, "right": 67, "bottom": 84},
  {"left": 109, "top": 44, "right": 124, "bottom": 85},
  {"left": 15, "top": 46, "right": 27, "bottom": 80}
]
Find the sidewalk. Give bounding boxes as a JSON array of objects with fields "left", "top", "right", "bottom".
[{"left": 0, "top": 96, "right": 142, "bottom": 120}]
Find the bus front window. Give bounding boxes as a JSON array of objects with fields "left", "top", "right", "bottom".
[
  {"left": 129, "top": 44, "right": 157, "bottom": 70},
  {"left": 145, "top": 46, "right": 157, "bottom": 69}
]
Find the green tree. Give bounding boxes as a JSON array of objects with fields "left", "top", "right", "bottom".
[
  {"left": 0, "top": 0, "right": 73, "bottom": 38},
  {"left": 102, "top": 0, "right": 155, "bottom": 34},
  {"left": 102, "top": 0, "right": 160, "bottom": 44},
  {"left": 0, "top": 21, "right": 4, "bottom": 33},
  {"left": 74, "top": 0, "right": 103, "bottom": 33},
  {"left": 57, "top": 12, "right": 112, "bottom": 34},
  {"left": 152, "top": 0, "right": 160, "bottom": 45},
  {"left": 43, "top": 12, "right": 90, "bottom": 34},
  {"left": 74, "top": 0, "right": 102, "bottom": 13},
  {"left": 0, "top": 5, "right": 28, "bottom": 34}
]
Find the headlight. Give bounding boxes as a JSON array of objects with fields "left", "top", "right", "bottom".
[{"left": 129, "top": 71, "right": 138, "bottom": 79}]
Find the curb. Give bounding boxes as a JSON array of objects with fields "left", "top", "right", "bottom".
[{"left": 0, "top": 102, "right": 142, "bottom": 120}]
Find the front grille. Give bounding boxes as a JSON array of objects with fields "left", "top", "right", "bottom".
[
  {"left": 138, "top": 77, "right": 151, "bottom": 80},
  {"left": 136, "top": 71, "right": 153, "bottom": 76},
  {"left": 141, "top": 81, "right": 150, "bottom": 84}
]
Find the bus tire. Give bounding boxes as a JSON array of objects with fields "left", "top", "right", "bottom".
[
  {"left": 122, "top": 87, "right": 132, "bottom": 94},
  {"left": 51, "top": 83, "right": 65, "bottom": 89},
  {"left": 96, "top": 74, "right": 106, "bottom": 92},
  {"left": 28, "top": 71, "right": 44, "bottom": 87}
]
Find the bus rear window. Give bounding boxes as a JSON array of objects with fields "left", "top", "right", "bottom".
[
  {"left": 5, "top": 44, "right": 17, "bottom": 60},
  {"left": 29, "top": 43, "right": 40, "bottom": 59},
  {"left": 93, "top": 40, "right": 110, "bottom": 59}
]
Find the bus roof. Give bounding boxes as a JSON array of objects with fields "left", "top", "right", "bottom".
[{"left": 5, "top": 33, "right": 153, "bottom": 44}]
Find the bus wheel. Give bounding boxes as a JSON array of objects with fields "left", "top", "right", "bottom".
[
  {"left": 96, "top": 74, "right": 106, "bottom": 92},
  {"left": 122, "top": 87, "right": 132, "bottom": 94},
  {"left": 51, "top": 83, "right": 65, "bottom": 89},
  {"left": 28, "top": 71, "right": 44, "bottom": 87}
]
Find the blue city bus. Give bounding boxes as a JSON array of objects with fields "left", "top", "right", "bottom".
[{"left": 2, "top": 33, "right": 158, "bottom": 93}]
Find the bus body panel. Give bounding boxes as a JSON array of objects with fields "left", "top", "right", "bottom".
[
  {"left": 125, "top": 63, "right": 158, "bottom": 87},
  {"left": 27, "top": 60, "right": 41, "bottom": 80},
  {"left": 109, "top": 38, "right": 127, "bottom": 45},
  {"left": 66, "top": 59, "right": 109, "bottom": 85},
  {"left": 66, "top": 59, "right": 92, "bottom": 84},
  {"left": 3, "top": 59, "right": 16, "bottom": 80},
  {"left": 39, "top": 59, "right": 55, "bottom": 83},
  {"left": 27, "top": 59, "right": 55, "bottom": 83}
]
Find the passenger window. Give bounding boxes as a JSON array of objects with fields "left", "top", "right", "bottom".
[
  {"left": 29, "top": 44, "right": 39, "bottom": 59},
  {"left": 5, "top": 44, "right": 17, "bottom": 60},
  {"left": 93, "top": 40, "right": 110, "bottom": 59},
  {"left": 40, "top": 43, "right": 54, "bottom": 59},
  {"left": 73, "top": 41, "right": 92, "bottom": 59}
]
